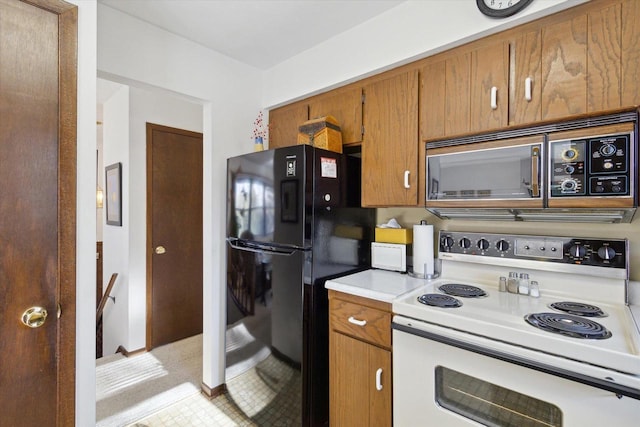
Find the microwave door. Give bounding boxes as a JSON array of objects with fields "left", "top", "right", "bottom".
[{"left": 426, "top": 136, "right": 544, "bottom": 208}]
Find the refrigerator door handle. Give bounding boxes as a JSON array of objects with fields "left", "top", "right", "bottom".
[{"left": 226, "top": 237, "right": 300, "bottom": 256}]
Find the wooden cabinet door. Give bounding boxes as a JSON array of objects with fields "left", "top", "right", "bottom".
[
  {"left": 511, "top": 30, "right": 542, "bottom": 125},
  {"left": 470, "top": 41, "right": 509, "bottom": 132},
  {"left": 445, "top": 52, "right": 471, "bottom": 136},
  {"left": 330, "top": 331, "right": 369, "bottom": 426},
  {"left": 420, "top": 59, "right": 446, "bottom": 141},
  {"left": 362, "top": 70, "right": 419, "bottom": 206},
  {"left": 540, "top": 14, "right": 588, "bottom": 120},
  {"left": 369, "top": 344, "right": 392, "bottom": 426},
  {"left": 622, "top": 0, "right": 640, "bottom": 106},
  {"left": 587, "top": 2, "right": 621, "bottom": 112},
  {"left": 268, "top": 101, "right": 308, "bottom": 148},
  {"left": 308, "top": 86, "right": 363, "bottom": 145},
  {"left": 329, "top": 331, "right": 391, "bottom": 427}
]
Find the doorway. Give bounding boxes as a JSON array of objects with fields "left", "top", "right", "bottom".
[{"left": 146, "top": 123, "right": 204, "bottom": 349}]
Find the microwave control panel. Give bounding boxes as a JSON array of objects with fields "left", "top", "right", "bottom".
[{"left": 549, "top": 133, "right": 631, "bottom": 197}]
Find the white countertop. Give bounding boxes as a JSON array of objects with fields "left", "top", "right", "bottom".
[{"left": 325, "top": 269, "right": 429, "bottom": 303}]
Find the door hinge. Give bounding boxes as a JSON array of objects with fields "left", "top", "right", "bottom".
[
  {"left": 361, "top": 93, "right": 365, "bottom": 104},
  {"left": 361, "top": 125, "right": 365, "bottom": 136}
]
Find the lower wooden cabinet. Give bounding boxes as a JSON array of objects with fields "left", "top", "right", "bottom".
[{"left": 328, "top": 291, "right": 392, "bottom": 426}]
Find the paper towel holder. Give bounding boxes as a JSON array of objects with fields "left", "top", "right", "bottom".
[
  {"left": 408, "top": 220, "right": 439, "bottom": 280},
  {"left": 408, "top": 268, "right": 439, "bottom": 280}
]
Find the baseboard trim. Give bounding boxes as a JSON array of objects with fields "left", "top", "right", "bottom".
[
  {"left": 116, "top": 345, "right": 146, "bottom": 357},
  {"left": 201, "top": 382, "right": 226, "bottom": 398}
]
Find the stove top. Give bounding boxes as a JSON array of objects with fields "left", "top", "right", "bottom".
[{"left": 392, "top": 232, "right": 640, "bottom": 379}]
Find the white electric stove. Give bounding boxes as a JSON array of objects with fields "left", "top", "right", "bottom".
[{"left": 392, "top": 231, "right": 640, "bottom": 427}]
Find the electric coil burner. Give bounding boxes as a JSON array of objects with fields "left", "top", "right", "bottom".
[
  {"left": 549, "top": 301, "right": 607, "bottom": 317},
  {"left": 418, "top": 293, "right": 462, "bottom": 308},
  {"left": 524, "top": 312, "right": 612, "bottom": 339},
  {"left": 438, "top": 283, "right": 487, "bottom": 298}
]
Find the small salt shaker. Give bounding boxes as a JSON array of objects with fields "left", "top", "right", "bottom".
[
  {"left": 529, "top": 281, "right": 540, "bottom": 298},
  {"left": 499, "top": 276, "right": 507, "bottom": 292}
]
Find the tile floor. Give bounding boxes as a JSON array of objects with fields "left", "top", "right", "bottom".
[{"left": 128, "top": 354, "right": 301, "bottom": 427}]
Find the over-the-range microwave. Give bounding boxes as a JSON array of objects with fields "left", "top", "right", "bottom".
[{"left": 425, "top": 111, "right": 638, "bottom": 223}]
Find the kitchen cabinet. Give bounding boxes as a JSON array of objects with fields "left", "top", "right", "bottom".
[
  {"left": 512, "top": 2, "right": 622, "bottom": 123},
  {"left": 269, "top": 86, "right": 362, "bottom": 149},
  {"left": 621, "top": 0, "right": 640, "bottom": 107},
  {"left": 422, "top": 40, "right": 508, "bottom": 138},
  {"left": 268, "top": 101, "right": 308, "bottom": 149},
  {"left": 362, "top": 69, "right": 419, "bottom": 206},
  {"left": 328, "top": 290, "right": 392, "bottom": 427},
  {"left": 308, "top": 86, "right": 363, "bottom": 145}
]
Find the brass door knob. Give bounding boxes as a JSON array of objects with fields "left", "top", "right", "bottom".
[
  {"left": 155, "top": 245, "right": 166, "bottom": 255},
  {"left": 21, "top": 307, "right": 48, "bottom": 328}
]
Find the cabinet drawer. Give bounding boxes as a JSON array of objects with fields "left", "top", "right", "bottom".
[{"left": 330, "top": 298, "right": 391, "bottom": 348}]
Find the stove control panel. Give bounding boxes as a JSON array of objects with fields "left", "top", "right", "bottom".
[{"left": 439, "top": 231, "right": 627, "bottom": 269}]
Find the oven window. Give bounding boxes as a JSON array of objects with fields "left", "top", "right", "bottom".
[{"left": 435, "top": 366, "right": 562, "bottom": 427}]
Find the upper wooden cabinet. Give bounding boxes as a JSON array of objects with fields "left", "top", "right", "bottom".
[
  {"left": 422, "top": 40, "right": 509, "bottom": 139},
  {"left": 268, "top": 101, "right": 308, "bottom": 149},
  {"left": 621, "top": 0, "right": 640, "bottom": 106},
  {"left": 268, "top": 85, "right": 363, "bottom": 149},
  {"left": 511, "top": 1, "right": 622, "bottom": 123},
  {"left": 361, "top": 70, "right": 419, "bottom": 207},
  {"left": 308, "top": 86, "right": 363, "bottom": 145}
]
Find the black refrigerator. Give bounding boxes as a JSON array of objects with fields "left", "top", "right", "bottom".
[{"left": 225, "top": 144, "right": 374, "bottom": 426}]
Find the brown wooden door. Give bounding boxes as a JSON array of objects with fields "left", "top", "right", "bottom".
[
  {"left": 0, "top": 0, "right": 76, "bottom": 425},
  {"left": 362, "top": 70, "right": 419, "bottom": 207},
  {"left": 146, "top": 123, "right": 203, "bottom": 349}
]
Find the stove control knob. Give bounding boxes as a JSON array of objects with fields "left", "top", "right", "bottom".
[
  {"left": 496, "top": 240, "right": 509, "bottom": 252},
  {"left": 597, "top": 246, "right": 616, "bottom": 261},
  {"left": 441, "top": 236, "right": 454, "bottom": 249},
  {"left": 477, "top": 238, "right": 490, "bottom": 251},
  {"left": 459, "top": 237, "right": 471, "bottom": 249},
  {"left": 569, "top": 244, "right": 587, "bottom": 258}
]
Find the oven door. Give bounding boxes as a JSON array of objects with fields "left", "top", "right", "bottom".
[
  {"left": 426, "top": 135, "right": 543, "bottom": 208},
  {"left": 393, "top": 317, "right": 639, "bottom": 427}
]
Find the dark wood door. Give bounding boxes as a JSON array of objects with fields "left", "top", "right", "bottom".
[
  {"left": 0, "top": 0, "right": 76, "bottom": 425},
  {"left": 146, "top": 123, "right": 203, "bottom": 349}
]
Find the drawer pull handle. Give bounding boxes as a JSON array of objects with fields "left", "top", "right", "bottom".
[
  {"left": 376, "top": 368, "right": 383, "bottom": 391},
  {"left": 525, "top": 77, "right": 532, "bottom": 102},
  {"left": 348, "top": 316, "right": 367, "bottom": 327},
  {"left": 403, "top": 170, "right": 410, "bottom": 189}
]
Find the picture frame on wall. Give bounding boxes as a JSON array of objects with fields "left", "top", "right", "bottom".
[{"left": 105, "top": 162, "right": 122, "bottom": 226}]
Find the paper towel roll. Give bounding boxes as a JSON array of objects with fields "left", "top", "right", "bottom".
[{"left": 412, "top": 222, "right": 434, "bottom": 277}]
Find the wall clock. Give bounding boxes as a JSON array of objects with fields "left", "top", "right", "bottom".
[{"left": 476, "top": 0, "right": 534, "bottom": 18}]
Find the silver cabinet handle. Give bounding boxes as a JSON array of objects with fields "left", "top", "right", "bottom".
[
  {"left": 525, "top": 77, "right": 532, "bottom": 102},
  {"left": 376, "top": 368, "right": 383, "bottom": 391},
  {"left": 348, "top": 316, "right": 367, "bottom": 327},
  {"left": 490, "top": 86, "right": 498, "bottom": 110},
  {"left": 403, "top": 170, "right": 410, "bottom": 189}
]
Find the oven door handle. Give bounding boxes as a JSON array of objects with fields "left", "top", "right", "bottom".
[{"left": 392, "top": 321, "right": 640, "bottom": 401}]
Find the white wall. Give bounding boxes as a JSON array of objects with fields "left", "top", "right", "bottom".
[
  {"left": 262, "top": 0, "right": 586, "bottom": 107},
  {"left": 73, "top": 1, "right": 97, "bottom": 426},
  {"left": 98, "top": 3, "right": 263, "bottom": 391},
  {"left": 102, "top": 85, "right": 131, "bottom": 355}
]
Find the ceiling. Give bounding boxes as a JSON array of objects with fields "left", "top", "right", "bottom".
[{"left": 98, "top": 0, "right": 406, "bottom": 70}]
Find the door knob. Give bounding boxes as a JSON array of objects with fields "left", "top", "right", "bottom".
[
  {"left": 21, "top": 307, "right": 48, "bottom": 328},
  {"left": 155, "top": 246, "right": 166, "bottom": 255}
]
